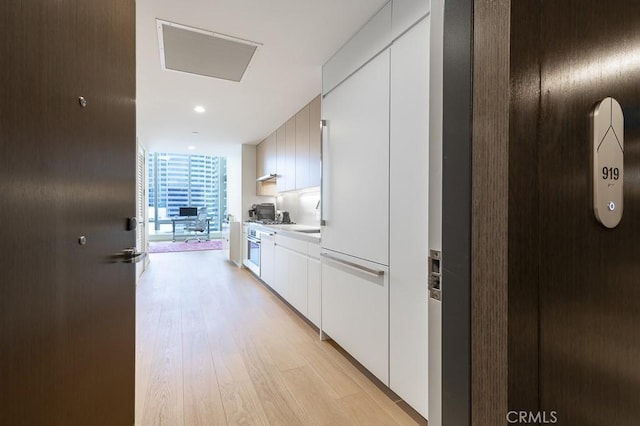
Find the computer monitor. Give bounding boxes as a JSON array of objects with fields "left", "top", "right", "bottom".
[{"left": 179, "top": 207, "right": 198, "bottom": 217}]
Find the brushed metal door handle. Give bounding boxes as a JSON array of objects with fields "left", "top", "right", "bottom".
[
  {"left": 121, "top": 248, "right": 146, "bottom": 263},
  {"left": 321, "top": 253, "right": 384, "bottom": 277}
]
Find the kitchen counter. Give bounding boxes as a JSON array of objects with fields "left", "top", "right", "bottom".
[{"left": 248, "top": 222, "right": 321, "bottom": 243}]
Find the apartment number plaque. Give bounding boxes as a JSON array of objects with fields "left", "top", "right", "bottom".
[{"left": 591, "top": 97, "right": 624, "bottom": 229}]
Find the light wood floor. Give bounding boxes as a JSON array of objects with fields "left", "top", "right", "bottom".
[{"left": 135, "top": 249, "right": 422, "bottom": 426}]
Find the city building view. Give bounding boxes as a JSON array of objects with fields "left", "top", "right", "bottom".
[{"left": 147, "top": 152, "right": 227, "bottom": 238}]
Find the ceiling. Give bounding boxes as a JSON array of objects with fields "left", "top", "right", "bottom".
[{"left": 136, "top": 0, "right": 389, "bottom": 155}]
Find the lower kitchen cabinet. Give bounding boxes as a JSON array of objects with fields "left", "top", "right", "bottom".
[
  {"left": 265, "top": 232, "right": 321, "bottom": 327},
  {"left": 307, "top": 257, "right": 321, "bottom": 328},
  {"left": 273, "top": 244, "right": 286, "bottom": 296},
  {"left": 321, "top": 251, "right": 389, "bottom": 385},
  {"left": 287, "top": 247, "right": 308, "bottom": 316},
  {"left": 274, "top": 244, "right": 308, "bottom": 317},
  {"left": 260, "top": 231, "right": 275, "bottom": 287},
  {"left": 242, "top": 224, "right": 249, "bottom": 265}
]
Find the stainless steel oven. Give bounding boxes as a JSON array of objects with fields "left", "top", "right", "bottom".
[{"left": 246, "top": 227, "right": 261, "bottom": 275}]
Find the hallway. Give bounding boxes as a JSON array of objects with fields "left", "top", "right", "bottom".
[{"left": 135, "top": 250, "right": 421, "bottom": 425}]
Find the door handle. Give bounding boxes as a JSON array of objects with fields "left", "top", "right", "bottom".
[
  {"left": 120, "top": 247, "right": 146, "bottom": 263},
  {"left": 321, "top": 252, "right": 384, "bottom": 277},
  {"left": 320, "top": 119, "right": 327, "bottom": 227}
]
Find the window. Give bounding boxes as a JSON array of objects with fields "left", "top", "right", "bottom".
[{"left": 148, "top": 153, "right": 227, "bottom": 232}]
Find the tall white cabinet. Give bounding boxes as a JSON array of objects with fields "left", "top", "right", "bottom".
[
  {"left": 321, "top": 0, "right": 431, "bottom": 419},
  {"left": 321, "top": 50, "right": 390, "bottom": 266},
  {"left": 389, "top": 17, "right": 430, "bottom": 417}
]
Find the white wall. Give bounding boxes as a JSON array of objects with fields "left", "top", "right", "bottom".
[
  {"left": 276, "top": 188, "right": 321, "bottom": 226},
  {"left": 225, "top": 145, "right": 243, "bottom": 222}
]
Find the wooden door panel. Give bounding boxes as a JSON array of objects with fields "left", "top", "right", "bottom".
[
  {"left": 0, "top": 1, "right": 136, "bottom": 424},
  {"left": 538, "top": 2, "right": 640, "bottom": 423},
  {"left": 509, "top": 1, "right": 640, "bottom": 424}
]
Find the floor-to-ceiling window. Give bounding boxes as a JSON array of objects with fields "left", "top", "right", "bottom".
[{"left": 148, "top": 152, "right": 227, "bottom": 238}]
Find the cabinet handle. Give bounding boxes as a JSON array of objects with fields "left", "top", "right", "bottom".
[
  {"left": 320, "top": 119, "right": 327, "bottom": 226},
  {"left": 321, "top": 253, "right": 384, "bottom": 277}
]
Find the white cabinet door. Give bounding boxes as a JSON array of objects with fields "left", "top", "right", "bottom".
[
  {"left": 242, "top": 230, "right": 248, "bottom": 265},
  {"left": 274, "top": 245, "right": 287, "bottom": 297},
  {"left": 273, "top": 244, "right": 308, "bottom": 317},
  {"left": 391, "top": 0, "right": 430, "bottom": 40},
  {"left": 321, "top": 250, "right": 389, "bottom": 384},
  {"left": 322, "top": 49, "right": 390, "bottom": 266},
  {"left": 287, "top": 248, "right": 308, "bottom": 317},
  {"left": 389, "top": 17, "right": 430, "bottom": 418},
  {"left": 260, "top": 232, "right": 275, "bottom": 287},
  {"left": 307, "top": 257, "right": 321, "bottom": 328},
  {"left": 322, "top": 2, "right": 391, "bottom": 94}
]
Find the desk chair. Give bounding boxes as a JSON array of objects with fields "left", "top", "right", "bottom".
[{"left": 185, "top": 211, "right": 208, "bottom": 242}]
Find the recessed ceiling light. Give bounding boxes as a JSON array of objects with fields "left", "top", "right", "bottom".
[
  {"left": 194, "top": 106, "right": 206, "bottom": 113},
  {"left": 192, "top": 131, "right": 200, "bottom": 135},
  {"left": 188, "top": 146, "right": 196, "bottom": 150}
]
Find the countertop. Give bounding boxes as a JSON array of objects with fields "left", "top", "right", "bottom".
[{"left": 247, "top": 222, "right": 321, "bottom": 243}]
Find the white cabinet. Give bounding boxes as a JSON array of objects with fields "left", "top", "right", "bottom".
[
  {"left": 320, "top": 1, "right": 433, "bottom": 419},
  {"left": 228, "top": 222, "right": 242, "bottom": 267},
  {"left": 389, "top": 17, "right": 430, "bottom": 418},
  {"left": 260, "top": 231, "right": 275, "bottom": 287},
  {"left": 273, "top": 234, "right": 317, "bottom": 319},
  {"left": 322, "top": 49, "right": 390, "bottom": 266},
  {"left": 321, "top": 250, "right": 389, "bottom": 384},
  {"left": 286, "top": 247, "right": 308, "bottom": 316},
  {"left": 242, "top": 224, "right": 248, "bottom": 265},
  {"left": 391, "top": 0, "right": 430, "bottom": 40},
  {"left": 307, "top": 250, "right": 321, "bottom": 328},
  {"left": 322, "top": 2, "right": 392, "bottom": 94},
  {"left": 274, "top": 244, "right": 287, "bottom": 296}
]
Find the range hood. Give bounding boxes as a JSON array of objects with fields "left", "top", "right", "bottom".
[{"left": 257, "top": 173, "right": 277, "bottom": 182}]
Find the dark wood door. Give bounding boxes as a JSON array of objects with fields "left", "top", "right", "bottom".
[
  {"left": 510, "top": 1, "right": 640, "bottom": 424},
  {"left": 0, "top": 1, "right": 136, "bottom": 425}
]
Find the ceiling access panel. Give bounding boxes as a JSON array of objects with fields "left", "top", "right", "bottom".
[{"left": 157, "top": 20, "right": 260, "bottom": 82}]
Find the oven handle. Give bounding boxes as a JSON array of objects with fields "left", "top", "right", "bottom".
[{"left": 247, "top": 236, "right": 261, "bottom": 244}]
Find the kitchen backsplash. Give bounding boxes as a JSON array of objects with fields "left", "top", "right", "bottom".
[{"left": 277, "top": 188, "right": 320, "bottom": 226}]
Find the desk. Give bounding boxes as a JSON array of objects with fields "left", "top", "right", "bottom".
[{"left": 171, "top": 217, "right": 211, "bottom": 242}]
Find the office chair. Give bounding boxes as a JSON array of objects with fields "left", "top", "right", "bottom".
[{"left": 185, "top": 210, "right": 208, "bottom": 242}]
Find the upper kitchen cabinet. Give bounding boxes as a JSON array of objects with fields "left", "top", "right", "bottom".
[
  {"left": 323, "top": 0, "right": 430, "bottom": 95},
  {"left": 294, "top": 95, "right": 322, "bottom": 190},
  {"left": 285, "top": 117, "right": 296, "bottom": 192},
  {"left": 323, "top": 2, "right": 392, "bottom": 94},
  {"left": 391, "top": 0, "right": 430, "bottom": 40},
  {"left": 256, "top": 132, "right": 277, "bottom": 196},
  {"left": 295, "top": 104, "right": 310, "bottom": 189},
  {"left": 271, "top": 96, "right": 321, "bottom": 193},
  {"left": 276, "top": 124, "right": 287, "bottom": 193}
]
